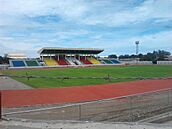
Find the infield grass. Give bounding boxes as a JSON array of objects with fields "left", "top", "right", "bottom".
[{"left": 3, "top": 65, "right": 172, "bottom": 88}]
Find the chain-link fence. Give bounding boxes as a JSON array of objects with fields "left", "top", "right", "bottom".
[{"left": 5, "top": 88, "right": 172, "bottom": 122}]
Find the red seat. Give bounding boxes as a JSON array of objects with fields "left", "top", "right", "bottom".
[
  {"left": 80, "top": 57, "right": 92, "bottom": 64},
  {"left": 56, "top": 58, "right": 69, "bottom": 65}
]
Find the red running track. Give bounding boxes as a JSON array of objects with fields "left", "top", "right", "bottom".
[{"left": 1, "top": 79, "right": 172, "bottom": 108}]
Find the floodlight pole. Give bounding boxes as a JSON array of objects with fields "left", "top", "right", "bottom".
[
  {"left": 135, "top": 41, "right": 139, "bottom": 64},
  {"left": 135, "top": 41, "right": 139, "bottom": 55}
]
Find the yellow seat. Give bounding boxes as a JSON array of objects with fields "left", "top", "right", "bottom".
[
  {"left": 88, "top": 57, "right": 101, "bottom": 64},
  {"left": 44, "top": 58, "right": 58, "bottom": 66}
]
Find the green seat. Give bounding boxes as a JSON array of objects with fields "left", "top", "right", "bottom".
[
  {"left": 25, "top": 60, "right": 39, "bottom": 66},
  {"left": 103, "top": 59, "right": 113, "bottom": 64}
]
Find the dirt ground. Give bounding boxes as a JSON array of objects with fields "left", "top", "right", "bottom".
[
  {"left": 1, "top": 120, "right": 172, "bottom": 129},
  {"left": 0, "top": 77, "right": 32, "bottom": 90}
]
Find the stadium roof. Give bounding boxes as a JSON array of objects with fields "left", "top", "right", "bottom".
[
  {"left": 4, "top": 53, "right": 27, "bottom": 59},
  {"left": 38, "top": 47, "right": 104, "bottom": 55}
]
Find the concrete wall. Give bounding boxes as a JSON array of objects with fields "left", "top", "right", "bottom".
[{"left": 122, "top": 61, "right": 172, "bottom": 65}]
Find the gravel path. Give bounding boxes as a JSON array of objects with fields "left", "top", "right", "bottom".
[
  {"left": 0, "top": 120, "right": 172, "bottom": 129},
  {"left": 0, "top": 77, "right": 32, "bottom": 90}
]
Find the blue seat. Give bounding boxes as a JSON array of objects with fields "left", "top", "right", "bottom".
[
  {"left": 12, "top": 60, "right": 25, "bottom": 67},
  {"left": 110, "top": 59, "right": 120, "bottom": 64}
]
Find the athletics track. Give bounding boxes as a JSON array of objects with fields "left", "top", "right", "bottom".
[{"left": 1, "top": 79, "right": 172, "bottom": 108}]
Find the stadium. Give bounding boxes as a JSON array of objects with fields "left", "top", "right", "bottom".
[
  {"left": 1, "top": 0, "right": 172, "bottom": 129},
  {"left": 0, "top": 46, "right": 172, "bottom": 129}
]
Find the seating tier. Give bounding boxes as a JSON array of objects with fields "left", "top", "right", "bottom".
[
  {"left": 102, "top": 59, "right": 113, "bottom": 64},
  {"left": 44, "top": 58, "right": 58, "bottom": 66},
  {"left": 25, "top": 60, "right": 39, "bottom": 66},
  {"left": 56, "top": 58, "right": 69, "bottom": 65},
  {"left": 80, "top": 57, "right": 92, "bottom": 64},
  {"left": 88, "top": 58, "right": 101, "bottom": 64},
  {"left": 12, "top": 60, "right": 25, "bottom": 67},
  {"left": 110, "top": 59, "right": 120, "bottom": 64}
]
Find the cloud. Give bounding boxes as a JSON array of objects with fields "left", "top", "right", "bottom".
[
  {"left": 100, "top": 30, "right": 172, "bottom": 55},
  {"left": 0, "top": 0, "right": 87, "bottom": 18},
  {"left": 0, "top": 0, "right": 172, "bottom": 57},
  {"left": 80, "top": 0, "right": 172, "bottom": 26},
  {"left": 1, "top": 0, "right": 172, "bottom": 26}
]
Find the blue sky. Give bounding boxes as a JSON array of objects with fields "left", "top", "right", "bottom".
[{"left": 0, "top": 0, "right": 172, "bottom": 57}]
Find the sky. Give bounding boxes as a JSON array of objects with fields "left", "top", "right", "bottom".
[{"left": 0, "top": 0, "right": 172, "bottom": 57}]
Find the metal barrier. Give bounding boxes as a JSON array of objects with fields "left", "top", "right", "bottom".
[{"left": 4, "top": 88, "right": 172, "bottom": 122}]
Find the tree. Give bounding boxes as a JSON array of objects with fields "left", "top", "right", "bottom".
[
  {"left": 108, "top": 54, "right": 117, "bottom": 59},
  {"left": 118, "top": 50, "right": 171, "bottom": 61},
  {"left": 156, "top": 50, "right": 171, "bottom": 61},
  {"left": 140, "top": 50, "right": 171, "bottom": 61},
  {"left": 119, "top": 54, "right": 130, "bottom": 59},
  {"left": 138, "top": 54, "right": 143, "bottom": 59},
  {"left": 3, "top": 57, "right": 9, "bottom": 64},
  {"left": 0, "top": 56, "right": 3, "bottom": 64}
]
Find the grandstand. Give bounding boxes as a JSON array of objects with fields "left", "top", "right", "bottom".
[
  {"left": 8, "top": 47, "right": 121, "bottom": 68},
  {"left": 38, "top": 47, "right": 104, "bottom": 66}
]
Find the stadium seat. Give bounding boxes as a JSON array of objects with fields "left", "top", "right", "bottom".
[
  {"left": 25, "top": 60, "right": 39, "bottom": 66},
  {"left": 44, "top": 58, "right": 58, "bottom": 66},
  {"left": 66, "top": 57, "right": 83, "bottom": 65},
  {"left": 88, "top": 57, "right": 102, "bottom": 64},
  {"left": 80, "top": 57, "right": 92, "bottom": 64},
  {"left": 11, "top": 60, "right": 26, "bottom": 67},
  {"left": 102, "top": 59, "right": 113, "bottom": 64},
  {"left": 110, "top": 59, "right": 120, "bottom": 64},
  {"left": 56, "top": 58, "right": 69, "bottom": 65}
]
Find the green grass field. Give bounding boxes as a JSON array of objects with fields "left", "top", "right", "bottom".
[{"left": 3, "top": 65, "right": 172, "bottom": 88}]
